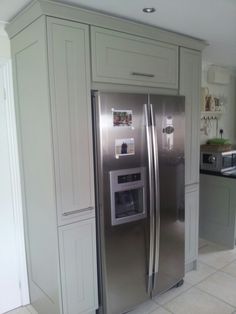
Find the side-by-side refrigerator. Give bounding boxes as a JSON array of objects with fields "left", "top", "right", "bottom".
[{"left": 92, "top": 91, "right": 185, "bottom": 314}]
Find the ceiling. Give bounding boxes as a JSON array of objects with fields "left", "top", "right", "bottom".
[{"left": 1, "top": 0, "right": 236, "bottom": 68}]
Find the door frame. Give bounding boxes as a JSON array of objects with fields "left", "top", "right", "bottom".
[{"left": 0, "top": 58, "right": 29, "bottom": 306}]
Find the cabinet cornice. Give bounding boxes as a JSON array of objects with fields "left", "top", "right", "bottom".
[{"left": 6, "top": 0, "right": 207, "bottom": 51}]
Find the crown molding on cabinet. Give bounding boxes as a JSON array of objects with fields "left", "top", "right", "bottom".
[{"left": 6, "top": 0, "right": 207, "bottom": 51}]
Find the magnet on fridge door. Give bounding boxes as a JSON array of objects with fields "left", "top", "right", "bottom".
[
  {"left": 115, "top": 138, "right": 135, "bottom": 159},
  {"left": 112, "top": 109, "right": 132, "bottom": 127}
]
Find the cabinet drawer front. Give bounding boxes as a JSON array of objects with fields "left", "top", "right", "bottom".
[
  {"left": 91, "top": 27, "right": 178, "bottom": 88},
  {"left": 59, "top": 219, "right": 98, "bottom": 314},
  {"left": 47, "top": 18, "right": 95, "bottom": 225}
]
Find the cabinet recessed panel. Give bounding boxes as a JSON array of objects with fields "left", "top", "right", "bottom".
[
  {"left": 47, "top": 18, "right": 95, "bottom": 225},
  {"left": 59, "top": 219, "right": 98, "bottom": 314},
  {"left": 200, "top": 174, "right": 236, "bottom": 249},
  {"left": 180, "top": 48, "right": 201, "bottom": 186},
  {"left": 91, "top": 27, "right": 178, "bottom": 88}
]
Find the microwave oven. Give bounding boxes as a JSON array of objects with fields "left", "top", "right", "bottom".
[{"left": 200, "top": 150, "right": 236, "bottom": 172}]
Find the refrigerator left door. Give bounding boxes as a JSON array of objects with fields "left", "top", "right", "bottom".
[{"left": 92, "top": 91, "right": 151, "bottom": 314}]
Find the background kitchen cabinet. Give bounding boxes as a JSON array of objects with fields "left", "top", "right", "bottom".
[
  {"left": 179, "top": 47, "right": 201, "bottom": 269},
  {"left": 200, "top": 174, "right": 236, "bottom": 249},
  {"left": 11, "top": 16, "right": 98, "bottom": 314},
  {"left": 91, "top": 26, "right": 178, "bottom": 89}
]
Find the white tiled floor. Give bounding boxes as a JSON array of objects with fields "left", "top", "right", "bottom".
[{"left": 7, "top": 241, "right": 236, "bottom": 314}]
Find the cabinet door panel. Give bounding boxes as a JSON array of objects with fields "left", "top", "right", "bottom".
[
  {"left": 180, "top": 48, "right": 201, "bottom": 186},
  {"left": 59, "top": 219, "right": 98, "bottom": 314},
  {"left": 200, "top": 174, "right": 236, "bottom": 249},
  {"left": 91, "top": 26, "right": 178, "bottom": 89},
  {"left": 47, "top": 18, "right": 95, "bottom": 225},
  {"left": 185, "top": 185, "right": 199, "bottom": 265}
]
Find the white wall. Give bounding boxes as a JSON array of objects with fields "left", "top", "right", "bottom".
[{"left": 200, "top": 61, "right": 236, "bottom": 145}]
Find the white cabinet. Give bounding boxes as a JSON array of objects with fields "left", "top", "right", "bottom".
[
  {"left": 47, "top": 18, "right": 95, "bottom": 226},
  {"left": 180, "top": 48, "right": 201, "bottom": 186},
  {"left": 59, "top": 219, "right": 98, "bottom": 314},
  {"left": 91, "top": 26, "right": 178, "bottom": 89},
  {"left": 185, "top": 185, "right": 199, "bottom": 268}
]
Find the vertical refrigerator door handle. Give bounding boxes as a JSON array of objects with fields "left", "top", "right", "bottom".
[
  {"left": 150, "top": 104, "right": 161, "bottom": 285},
  {"left": 144, "top": 104, "right": 155, "bottom": 294}
]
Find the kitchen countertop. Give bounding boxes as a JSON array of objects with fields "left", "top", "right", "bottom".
[{"left": 200, "top": 169, "right": 236, "bottom": 179}]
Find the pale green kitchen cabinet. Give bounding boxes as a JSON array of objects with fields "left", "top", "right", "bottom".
[
  {"left": 47, "top": 17, "right": 95, "bottom": 226},
  {"left": 179, "top": 47, "right": 201, "bottom": 269},
  {"left": 7, "top": 1, "right": 205, "bottom": 313},
  {"left": 11, "top": 15, "right": 98, "bottom": 314},
  {"left": 91, "top": 26, "right": 178, "bottom": 89}
]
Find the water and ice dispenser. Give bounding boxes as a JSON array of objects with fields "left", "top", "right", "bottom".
[{"left": 109, "top": 167, "right": 147, "bottom": 226}]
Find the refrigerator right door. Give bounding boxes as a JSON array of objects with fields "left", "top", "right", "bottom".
[{"left": 150, "top": 95, "right": 185, "bottom": 296}]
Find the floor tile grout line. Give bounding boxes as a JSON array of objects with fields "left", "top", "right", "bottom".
[
  {"left": 153, "top": 283, "right": 193, "bottom": 307},
  {"left": 195, "top": 285, "right": 236, "bottom": 310},
  {"left": 161, "top": 303, "right": 175, "bottom": 314},
  {"left": 154, "top": 263, "right": 219, "bottom": 307},
  {"left": 198, "top": 251, "right": 236, "bottom": 270},
  {"left": 154, "top": 262, "right": 236, "bottom": 310},
  {"left": 185, "top": 267, "right": 218, "bottom": 286},
  {"left": 197, "top": 259, "right": 219, "bottom": 270},
  {"left": 189, "top": 262, "right": 236, "bottom": 309},
  {"left": 149, "top": 305, "right": 173, "bottom": 314}
]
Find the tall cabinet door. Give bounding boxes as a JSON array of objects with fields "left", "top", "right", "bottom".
[
  {"left": 179, "top": 47, "right": 201, "bottom": 268},
  {"left": 59, "top": 219, "right": 98, "bottom": 314},
  {"left": 47, "top": 18, "right": 95, "bottom": 226},
  {"left": 179, "top": 48, "right": 201, "bottom": 186}
]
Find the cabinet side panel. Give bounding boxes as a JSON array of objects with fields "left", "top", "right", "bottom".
[{"left": 11, "top": 16, "right": 60, "bottom": 314}]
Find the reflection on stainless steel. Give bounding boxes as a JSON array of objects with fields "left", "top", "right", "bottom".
[
  {"left": 145, "top": 103, "right": 155, "bottom": 294},
  {"left": 92, "top": 91, "right": 185, "bottom": 314},
  {"left": 150, "top": 94, "right": 185, "bottom": 296},
  {"left": 222, "top": 168, "right": 236, "bottom": 176}
]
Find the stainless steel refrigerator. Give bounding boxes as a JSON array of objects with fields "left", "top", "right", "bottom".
[{"left": 92, "top": 91, "right": 185, "bottom": 314}]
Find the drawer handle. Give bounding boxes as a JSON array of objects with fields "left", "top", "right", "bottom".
[
  {"left": 62, "top": 207, "right": 94, "bottom": 216},
  {"left": 131, "top": 72, "right": 155, "bottom": 78}
]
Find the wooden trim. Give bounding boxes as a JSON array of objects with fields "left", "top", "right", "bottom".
[{"left": 6, "top": 0, "right": 207, "bottom": 51}]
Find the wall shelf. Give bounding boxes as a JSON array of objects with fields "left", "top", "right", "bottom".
[{"left": 201, "top": 111, "right": 223, "bottom": 120}]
